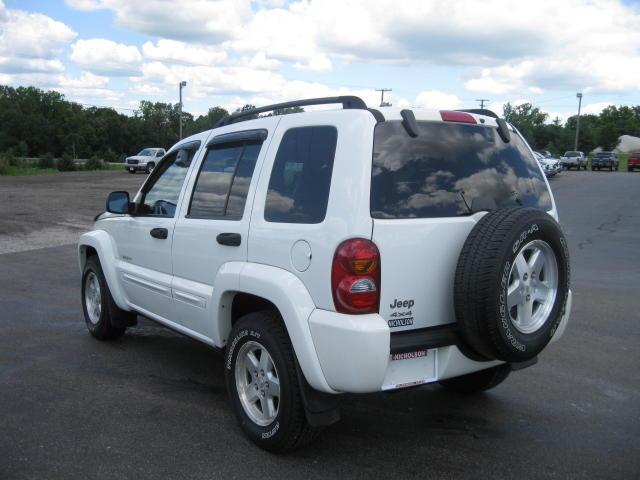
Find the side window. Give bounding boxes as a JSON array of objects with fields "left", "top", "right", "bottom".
[
  {"left": 140, "top": 148, "right": 194, "bottom": 217},
  {"left": 264, "top": 126, "right": 337, "bottom": 224},
  {"left": 188, "top": 141, "right": 262, "bottom": 219}
]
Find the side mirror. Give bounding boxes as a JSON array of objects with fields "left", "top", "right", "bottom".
[{"left": 106, "top": 191, "right": 131, "bottom": 214}]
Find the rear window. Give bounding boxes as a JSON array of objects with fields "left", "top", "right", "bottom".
[
  {"left": 564, "top": 151, "right": 580, "bottom": 157},
  {"left": 371, "top": 121, "right": 552, "bottom": 219}
]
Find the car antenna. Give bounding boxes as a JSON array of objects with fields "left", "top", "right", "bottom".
[{"left": 459, "top": 190, "right": 472, "bottom": 213}]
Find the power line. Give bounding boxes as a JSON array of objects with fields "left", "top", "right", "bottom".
[
  {"left": 375, "top": 88, "right": 392, "bottom": 107},
  {"left": 475, "top": 98, "right": 490, "bottom": 109}
]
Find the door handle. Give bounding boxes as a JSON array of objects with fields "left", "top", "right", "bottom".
[
  {"left": 216, "top": 232, "right": 241, "bottom": 246},
  {"left": 150, "top": 227, "right": 168, "bottom": 239}
]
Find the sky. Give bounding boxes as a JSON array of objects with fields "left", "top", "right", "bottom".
[{"left": 1, "top": 0, "right": 640, "bottom": 121}]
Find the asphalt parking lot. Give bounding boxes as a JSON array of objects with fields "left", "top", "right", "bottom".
[{"left": 1, "top": 170, "right": 639, "bottom": 479}]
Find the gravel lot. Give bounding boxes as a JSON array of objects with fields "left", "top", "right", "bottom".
[
  {"left": 0, "top": 170, "right": 639, "bottom": 479},
  {"left": 0, "top": 170, "right": 144, "bottom": 254}
]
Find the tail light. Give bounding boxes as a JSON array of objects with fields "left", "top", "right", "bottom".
[{"left": 332, "top": 238, "right": 381, "bottom": 314}]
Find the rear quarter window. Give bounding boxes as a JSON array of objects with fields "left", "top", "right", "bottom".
[
  {"left": 264, "top": 126, "right": 337, "bottom": 224},
  {"left": 371, "top": 121, "right": 552, "bottom": 219}
]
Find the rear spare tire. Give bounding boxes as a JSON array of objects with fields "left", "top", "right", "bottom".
[{"left": 454, "top": 208, "right": 570, "bottom": 362}]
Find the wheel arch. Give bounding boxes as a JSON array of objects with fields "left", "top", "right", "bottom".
[
  {"left": 212, "top": 262, "right": 335, "bottom": 394},
  {"left": 78, "top": 230, "right": 130, "bottom": 312}
]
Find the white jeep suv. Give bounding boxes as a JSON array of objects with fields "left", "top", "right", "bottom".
[{"left": 78, "top": 97, "right": 572, "bottom": 452}]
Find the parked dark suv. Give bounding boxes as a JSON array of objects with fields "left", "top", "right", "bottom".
[{"left": 592, "top": 151, "right": 618, "bottom": 171}]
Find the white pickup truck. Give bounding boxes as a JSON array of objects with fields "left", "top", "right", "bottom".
[
  {"left": 560, "top": 151, "right": 587, "bottom": 170},
  {"left": 78, "top": 97, "right": 572, "bottom": 452}
]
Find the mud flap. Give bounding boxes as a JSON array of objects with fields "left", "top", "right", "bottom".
[{"left": 294, "top": 358, "right": 340, "bottom": 427}]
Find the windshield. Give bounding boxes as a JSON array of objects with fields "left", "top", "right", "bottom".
[
  {"left": 137, "top": 149, "right": 154, "bottom": 156},
  {"left": 564, "top": 151, "right": 579, "bottom": 157},
  {"left": 371, "top": 121, "right": 552, "bottom": 219}
]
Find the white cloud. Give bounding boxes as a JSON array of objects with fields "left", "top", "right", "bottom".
[
  {"left": 0, "top": 3, "right": 76, "bottom": 73},
  {"left": 64, "top": 0, "right": 102, "bottom": 10},
  {"left": 582, "top": 102, "right": 614, "bottom": 116},
  {"left": 65, "top": 0, "right": 252, "bottom": 43},
  {"left": 70, "top": 39, "right": 142, "bottom": 76},
  {"left": 414, "top": 90, "right": 462, "bottom": 110},
  {"left": 142, "top": 40, "right": 227, "bottom": 67},
  {"left": 462, "top": 1, "right": 640, "bottom": 95},
  {"left": 60, "top": 0, "right": 640, "bottom": 96}
]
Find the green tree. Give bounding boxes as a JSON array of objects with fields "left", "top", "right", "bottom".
[{"left": 503, "top": 102, "right": 548, "bottom": 144}]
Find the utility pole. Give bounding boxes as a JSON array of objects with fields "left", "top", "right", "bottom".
[
  {"left": 574, "top": 92, "right": 583, "bottom": 151},
  {"left": 179, "top": 80, "right": 187, "bottom": 139},
  {"left": 375, "top": 88, "right": 392, "bottom": 107},
  {"left": 476, "top": 98, "right": 490, "bottom": 110}
]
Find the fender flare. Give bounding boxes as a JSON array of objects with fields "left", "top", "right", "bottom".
[
  {"left": 212, "top": 262, "right": 336, "bottom": 394},
  {"left": 78, "top": 230, "right": 130, "bottom": 311}
]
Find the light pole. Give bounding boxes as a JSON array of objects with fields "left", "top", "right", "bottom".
[
  {"left": 574, "top": 92, "right": 583, "bottom": 151},
  {"left": 179, "top": 81, "right": 187, "bottom": 139}
]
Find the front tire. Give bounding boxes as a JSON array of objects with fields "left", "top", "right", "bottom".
[
  {"left": 82, "top": 256, "right": 131, "bottom": 340},
  {"left": 225, "top": 311, "right": 321, "bottom": 452},
  {"left": 145, "top": 162, "right": 155, "bottom": 174},
  {"left": 439, "top": 364, "right": 511, "bottom": 394}
]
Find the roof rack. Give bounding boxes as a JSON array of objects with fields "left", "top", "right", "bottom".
[
  {"left": 215, "top": 96, "right": 369, "bottom": 127},
  {"left": 457, "top": 108, "right": 499, "bottom": 119}
]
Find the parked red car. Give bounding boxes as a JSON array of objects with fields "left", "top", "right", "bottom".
[{"left": 628, "top": 152, "right": 640, "bottom": 172}]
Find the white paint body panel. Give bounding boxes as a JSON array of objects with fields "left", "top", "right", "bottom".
[{"left": 248, "top": 110, "right": 376, "bottom": 310}]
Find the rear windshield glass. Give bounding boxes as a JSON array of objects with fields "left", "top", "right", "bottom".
[
  {"left": 564, "top": 151, "right": 579, "bottom": 157},
  {"left": 371, "top": 121, "right": 551, "bottom": 219}
]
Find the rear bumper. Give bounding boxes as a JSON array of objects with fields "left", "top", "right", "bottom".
[{"left": 308, "top": 290, "right": 572, "bottom": 393}]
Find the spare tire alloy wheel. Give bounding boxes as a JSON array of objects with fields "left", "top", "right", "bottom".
[
  {"left": 507, "top": 240, "right": 558, "bottom": 335},
  {"left": 454, "top": 208, "right": 570, "bottom": 363}
]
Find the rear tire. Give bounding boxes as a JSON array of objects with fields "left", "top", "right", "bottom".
[
  {"left": 225, "top": 311, "right": 321, "bottom": 452},
  {"left": 439, "top": 364, "right": 511, "bottom": 394},
  {"left": 82, "top": 256, "right": 132, "bottom": 340}
]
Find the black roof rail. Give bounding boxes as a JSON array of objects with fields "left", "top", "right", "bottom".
[
  {"left": 457, "top": 108, "right": 499, "bottom": 119},
  {"left": 215, "top": 96, "right": 368, "bottom": 127}
]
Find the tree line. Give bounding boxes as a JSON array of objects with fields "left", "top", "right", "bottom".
[
  {"left": 503, "top": 102, "right": 640, "bottom": 154},
  {"left": 1, "top": 85, "right": 639, "bottom": 162},
  {"left": 0, "top": 85, "right": 301, "bottom": 162}
]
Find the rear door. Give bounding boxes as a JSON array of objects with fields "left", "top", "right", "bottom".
[
  {"left": 171, "top": 120, "right": 278, "bottom": 343},
  {"left": 370, "top": 119, "right": 553, "bottom": 332}
]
